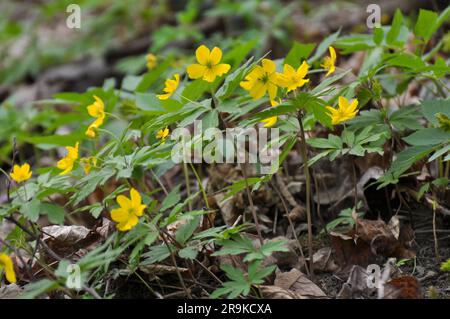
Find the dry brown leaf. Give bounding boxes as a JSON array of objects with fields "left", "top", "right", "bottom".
[
  {"left": 384, "top": 276, "right": 422, "bottom": 299},
  {"left": 42, "top": 225, "right": 99, "bottom": 258},
  {"left": 259, "top": 285, "right": 307, "bottom": 299},
  {"left": 0, "top": 284, "right": 22, "bottom": 299},
  {"left": 274, "top": 268, "right": 327, "bottom": 298},
  {"left": 313, "top": 247, "right": 339, "bottom": 273}
]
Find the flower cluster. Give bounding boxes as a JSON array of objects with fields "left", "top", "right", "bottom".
[{"left": 86, "top": 96, "right": 105, "bottom": 139}]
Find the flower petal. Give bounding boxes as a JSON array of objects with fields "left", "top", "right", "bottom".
[
  {"left": 338, "top": 96, "right": 349, "bottom": 109},
  {"left": 130, "top": 188, "right": 142, "bottom": 208},
  {"left": 195, "top": 45, "right": 210, "bottom": 65},
  {"left": 186, "top": 64, "right": 206, "bottom": 79},
  {"left": 261, "top": 59, "right": 276, "bottom": 73},
  {"left": 209, "top": 47, "right": 222, "bottom": 65},
  {"left": 111, "top": 208, "right": 129, "bottom": 223},
  {"left": 212, "top": 63, "right": 231, "bottom": 77},
  {"left": 116, "top": 195, "right": 131, "bottom": 210}
]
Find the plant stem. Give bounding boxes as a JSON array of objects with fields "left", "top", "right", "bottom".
[
  {"left": 183, "top": 162, "right": 192, "bottom": 211},
  {"left": 297, "top": 111, "right": 314, "bottom": 279},
  {"left": 189, "top": 163, "right": 209, "bottom": 209},
  {"left": 241, "top": 163, "right": 263, "bottom": 245}
]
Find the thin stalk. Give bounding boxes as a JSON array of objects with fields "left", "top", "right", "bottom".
[
  {"left": 297, "top": 111, "right": 314, "bottom": 279},
  {"left": 241, "top": 164, "right": 263, "bottom": 245}
]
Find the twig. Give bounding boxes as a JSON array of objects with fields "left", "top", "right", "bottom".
[
  {"left": 240, "top": 163, "right": 263, "bottom": 245},
  {"left": 270, "top": 179, "right": 310, "bottom": 277},
  {"left": 160, "top": 231, "right": 192, "bottom": 298}
]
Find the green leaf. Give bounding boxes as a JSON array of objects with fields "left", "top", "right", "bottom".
[
  {"left": 40, "top": 203, "right": 65, "bottom": 225},
  {"left": 175, "top": 215, "right": 201, "bottom": 244},
  {"left": 20, "top": 199, "right": 41, "bottom": 222},
  {"left": 178, "top": 246, "right": 198, "bottom": 260},
  {"left": 135, "top": 93, "right": 165, "bottom": 113},
  {"left": 216, "top": 57, "right": 254, "bottom": 100},
  {"left": 284, "top": 42, "right": 315, "bottom": 68},
  {"left": 308, "top": 29, "right": 340, "bottom": 63},
  {"left": 387, "top": 9, "right": 404, "bottom": 45},
  {"left": 373, "top": 27, "right": 384, "bottom": 45},
  {"left": 181, "top": 79, "right": 211, "bottom": 102},
  {"left": 414, "top": 9, "right": 439, "bottom": 42},
  {"left": 403, "top": 128, "right": 450, "bottom": 146},
  {"left": 160, "top": 185, "right": 181, "bottom": 211},
  {"left": 421, "top": 99, "right": 450, "bottom": 126}
]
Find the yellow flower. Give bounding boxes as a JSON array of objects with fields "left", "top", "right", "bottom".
[
  {"left": 80, "top": 157, "right": 97, "bottom": 175},
  {"left": 86, "top": 96, "right": 105, "bottom": 138},
  {"left": 186, "top": 45, "right": 231, "bottom": 82},
  {"left": 326, "top": 96, "right": 359, "bottom": 125},
  {"left": 277, "top": 61, "right": 310, "bottom": 92},
  {"left": 57, "top": 142, "right": 79, "bottom": 175},
  {"left": 240, "top": 59, "right": 279, "bottom": 100},
  {"left": 111, "top": 188, "right": 146, "bottom": 231},
  {"left": 321, "top": 46, "right": 337, "bottom": 77},
  {"left": 146, "top": 53, "right": 157, "bottom": 70},
  {"left": 10, "top": 163, "right": 32, "bottom": 183},
  {"left": 157, "top": 74, "right": 180, "bottom": 100},
  {"left": 156, "top": 127, "right": 169, "bottom": 144},
  {"left": 261, "top": 116, "right": 278, "bottom": 127},
  {"left": 87, "top": 96, "right": 104, "bottom": 118},
  {"left": 260, "top": 99, "right": 281, "bottom": 127},
  {"left": 0, "top": 253, "right": 16, "bottom": 284}
]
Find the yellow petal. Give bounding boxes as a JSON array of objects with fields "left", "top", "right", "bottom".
[
  {"left": 249, "top": 82, "right": 266, "bottom": 100},
  {"left": 187, "top": 64, "right": 206, "bottom": 79},
  {"left": 267, "top": 83, "right": 278, "bottom": 101},
  {"left": 209, "top": 47, "right": 222, "bottom": 65},
  {"left": 261, "top": 116, "right": 278, "bottom": 127},
  {"left": 261, "top": 59, "right": 276, "bottom": 73},
  {"left": 195, "top": 45, "right": 210, "bottom": 65},
  {"left": 283, "top": 64, "right": 295, "bottom": 76},
  {"left": 212, "top": 63, "right": 230, "bottom": 77},
  {"left": 157, "top": 93, "right": 171, "bottom": 100},
  {"left": 325, "top": 64, "right": 335, "bottom": 77},
  {"left": 348, "top": 98, "right": 359, "bottom": 112},
  {"left": 130, "top": 188, "right": 142, "bottom": 208},
  {"left": 111, "top": 208, "right": 129, "bottom": 223},
  {"left": 116, "top": 195, "right": 132, "bottom": 210},
  {"left": 116, "top": 215, "right": 139, "bottom": 231},
  {"left": 329, "top": 46, "right": 336, "bottom": 61},
  {"left": 338, "top": 96, "right": 349, "bottom": 109},
  {"left": 202, "top": 68, "right": 217, "bottom": 82},
  {"left": 297, "top": 61, "right": 309, "bottom": 78},
  {"left": 0, "top": 253, "right": 16, "bottom": 284}
]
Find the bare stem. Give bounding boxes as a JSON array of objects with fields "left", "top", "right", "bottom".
[{"left": 297, "top": 111, "right": 314, "bottom": 279}]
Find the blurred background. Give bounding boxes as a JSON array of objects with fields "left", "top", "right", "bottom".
[{"left": 0, "top": 0, "right": 446, "bottom": 162}]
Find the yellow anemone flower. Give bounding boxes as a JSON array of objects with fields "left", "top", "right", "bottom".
[
  {"left": 86, "top": 96, "right": 105, "bottom": 138},
  {"left": 86, "top": 116, "right": 104, "bottom": 138},
  {"left": 110, "top": 188, "right": 147, "bottom": 231},
  {"left": 57, "top": 142, "right": 79, "bottom": 175},
  {"left": 277, "top": 61, "right": 310, "bottom": 92},
  {"left": 186, "top": 45, "right": 231, "bottom": 82},
  {"left": 321, "top": 46, "right": 337, "bottom": 77},
  {"left": 156, "top": 127, "right": 170, "bottom": 144},
  {"left": 0, "top": 253, "right": 17, "bottom": 284},
  {"left": 261, "top": 116, "right": 278, "bottom": 127},
  {"left": 146, "top": 53, "right": 157, "bottom": 70},
  {"left": 326, "top": 96, "right": 359, "bottom": 125},
  {"left": 260, "top": 99, "right": 281, "bottom": 127},
  {"left": 240, "top": 59, "right": 279, "bottom": 100},
  {"left": 80, "top": 157, "right": 98, "bottom": 175},
  {"left": 10, "top": 163, "right": 32, "bottom": 183},
  {"left": 157, "top": 74, "right": 180, "bottom": 100}
]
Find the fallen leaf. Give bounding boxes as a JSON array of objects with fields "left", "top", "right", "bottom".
[
  {"left": 274, "top": 268, "right": 327, "bottom": 298},
  {"left": 384, "top": 276, "right": 422, "bottom": 299}
]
